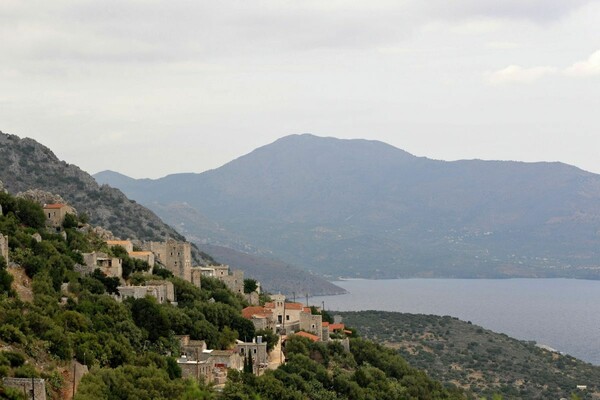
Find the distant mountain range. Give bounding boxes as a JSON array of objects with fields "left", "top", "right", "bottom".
[{"left": 95, "top": 133, "right": 600, "bottom": 279}]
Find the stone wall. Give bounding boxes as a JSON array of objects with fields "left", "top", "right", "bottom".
[
  {"left": 0, "top": 233, "right": 8, "bottom": 263},
  {"left": 2, "top": 377, "right": 46, "bottom": 400},
  {"left": 300, "top": 312, "right": 323, "bottom": 340}
]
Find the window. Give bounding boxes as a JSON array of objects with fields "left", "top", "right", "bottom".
[{"left": 286, "top": 315, "right": 290, "bottom": 321}]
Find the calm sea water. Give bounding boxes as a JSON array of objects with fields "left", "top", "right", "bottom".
[{"left": 311, "top": 278, "right": 600, "bottom": 365}]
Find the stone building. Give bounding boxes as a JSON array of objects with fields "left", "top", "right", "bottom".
[
  {"left": 190, "top": 267, "right": 203, "bottom": 288},
  {"left": 43, "top": 203, "right": 76, "bottom": 229},
  {"left": 235, "top": 338, "right": 268, "bottom": 373},
  {"left": 177, "top": 335, "right": 207, "bottom": 359},
  {"left": 201, "top": 265, "right": 245, "bottom": 294},
  {"left": 0, "top": 233, "right": 8, "bottom": 264},
  {"left": 81, "top": 252, "right": 123, "bottom": 279},
  {"left": 242, "top": 294, "right": 323, "bottom": 340},
  {"left": 177, "top": 356, "right": 220, "bottom": 384},
  {"left": 129, "top": 251, "right": 155, "bottom": 268},
  {"left": 106, "top": 240, "right": 133, "bottom": 253},
  {"left": 144, "top": 239, "right": 191, "bottom": 281},
  {"left": 2, "top": 377, "right": 46, "bottom": 400},
  {"left": 116, "top": 280, "right": 175, "bottom": 304}
]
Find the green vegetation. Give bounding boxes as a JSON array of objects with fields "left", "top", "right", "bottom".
[
  {"left": 221, "top": 335, "right": 465, "bottom": 400},
  {"left": 341, "top": 311, "right": 600, "bottom": 400},
  {"left": 0, "top": 190, "right": 468, "bottom": 399}
]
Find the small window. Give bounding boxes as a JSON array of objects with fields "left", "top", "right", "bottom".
[{"left": 286, "top": 315, "right": 290, "bottom": 321}]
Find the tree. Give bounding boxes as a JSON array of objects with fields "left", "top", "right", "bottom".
[
  {"left": 0, "top": 256, "right": 13, "bottom": 295},
  {"left": 244, "top": 279, "right": 258, "bottom": 294},
  {"left": 256, "top": 329, "right": 279, "bottom": 352}
]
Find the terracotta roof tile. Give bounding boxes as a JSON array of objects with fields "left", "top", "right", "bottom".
[
  {"left": 242, "top": 306, "right": 272, "bottom": 320},
  {"left": 294, "top": 331, "right": 319, "bottom": 342},
  {"left": 329, "top": 323, "right": 345, "bottom": 332}
]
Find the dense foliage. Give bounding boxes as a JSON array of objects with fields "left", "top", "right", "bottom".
[
  {"left": 342, "top": 311, "right": 600, "bottom": 400},
  {"left": 0, "top": 191, "right": 467, "bottom": 400},
  {"left": 221, "top": 335, "right": 465, "bottom": 400}
]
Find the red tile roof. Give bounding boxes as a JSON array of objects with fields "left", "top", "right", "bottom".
[
  {"left": 242, "top": 306, "right": 272, "bottom": 320},
  {"left": 294, "top": 331, "right": 319, "bottom": 342},
  {"left": 322, "top": 322, "right": 330, "bottom": 327},
  {"left": 329, "top": 323, "right": 345, "bottom": 332}
]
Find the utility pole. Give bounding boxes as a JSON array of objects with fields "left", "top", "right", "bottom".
[
  {"left": 305, "top": 293, "right": 309, "bottom": 307},
  {"left": 72, "top": 363, "right": 76, "bottom": 397}
]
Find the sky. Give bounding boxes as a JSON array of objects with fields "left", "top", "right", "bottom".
[{"left": 1, "top": 0, "right": 599, "bottom": 179}]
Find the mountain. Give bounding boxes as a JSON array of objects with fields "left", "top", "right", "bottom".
[
  {"left": 95, "top": 133, "right": 600, "bottom": 279},
  {"left": 0, "top": 130, "right": 198, "bottom": 257}
]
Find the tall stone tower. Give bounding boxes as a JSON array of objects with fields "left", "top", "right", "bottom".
[{"left": 147, "top": 239, "right": 191, "bottom": 281}]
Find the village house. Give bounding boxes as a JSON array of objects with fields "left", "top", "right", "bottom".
[
  {"left": 116, "top": 280, "right": 175, "bottom": 304},
  {"left": 106, "top": 239, "right": 133, "bottom": 253},
  {"left": 242, "top": 306, "right": 275, "bottom": 332},
  {"left": 105, "top": 239, "right": 156, "bottom": 270},
  {"left": 80, "top": 252, "right": 123, "bottom": 279},
  {"left": 43, "top": 203, "right": 76, "bottom": 230},
  {"left": 177, "top": 335, "right": 207, "bottom": 359},
  {"left": 177, "top": 355, "right": 224, "bottom": 385},
  {"left": 235, "top": 338, "right": 268, "bottom": 373},
  {"left": 242, "top": 294, "right": 324, "bottom": 340},
  {"left": 129, "top": 251, "right": 155, "bottom": 268},
  {"left": 201, "top": 265, "right": 247, "bottom": 296}
]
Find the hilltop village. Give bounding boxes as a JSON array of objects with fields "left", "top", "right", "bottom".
[{"left": 1, "top": 195, "right": 354, "bottom": 397}]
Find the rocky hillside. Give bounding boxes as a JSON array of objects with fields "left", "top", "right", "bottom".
[
  {"left": 341, "top": 311, "right": 600, "bottom": 399},
  {"left": 0, "top": 131, "right": 189, "bottom": 248}
]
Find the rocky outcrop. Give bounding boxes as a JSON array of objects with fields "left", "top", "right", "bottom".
[{"left": 16, "top": 189, "right": 69, "bottom": 209}]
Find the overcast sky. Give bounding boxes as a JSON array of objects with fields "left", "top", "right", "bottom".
[{"left": 1, "top": 1, "right": 599, "bottom": 178}]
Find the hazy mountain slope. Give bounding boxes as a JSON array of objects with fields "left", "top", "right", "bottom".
[
  {"left": 0, "top": 131, "right": 188, "bottom": 244},
  {"left": 140, "top": 200, "right": 345, "bottom": 295},
  {"left": 95, "top": 134, "right": 600, "bottom": 278},
  {"left": 196, "top": 243, "right": 346, "bottom": 296}
]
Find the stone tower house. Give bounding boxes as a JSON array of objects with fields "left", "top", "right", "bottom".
[{"left": 146, "top": 239, "right": 191, "bottom": 281}]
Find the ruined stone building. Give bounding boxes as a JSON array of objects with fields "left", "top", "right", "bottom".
[
  {"left": 42, "top": 203, "right": 75, "bottom": 230},
  {"left": 200, "top": 265, "right": 245, "bottom": 294},
  {"left": 80, "top": 252, "right": 123, "bottom": 279},
  {"left": 116, "top": 280, "right": 175, "bottom": 304}
]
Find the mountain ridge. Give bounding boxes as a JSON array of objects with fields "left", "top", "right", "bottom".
[{"left": 95, "top": 133, "right": 600, "bottom": 279}]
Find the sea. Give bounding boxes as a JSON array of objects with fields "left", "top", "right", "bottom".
[{"left": 310, "top": 278, "right": 600, "bottom": 365}]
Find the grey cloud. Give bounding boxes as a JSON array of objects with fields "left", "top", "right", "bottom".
[{"left": 417, "top": 0, "right": 593, "bottom": 22}]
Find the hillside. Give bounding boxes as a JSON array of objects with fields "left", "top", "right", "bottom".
[
  {"left": 0, "top": 131, "right": 215, "bottom": 264},
  {"left": 96, "top": 134, "right": 600, "bottom": 279},
  {"left": 341, "top": 311, "right": 600, "bottom": 399},
  {"left": 0, "top": 190, "right": 465, "bottom": 399}
]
